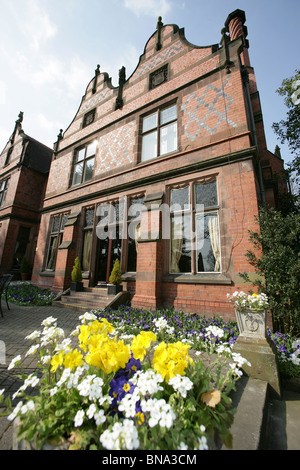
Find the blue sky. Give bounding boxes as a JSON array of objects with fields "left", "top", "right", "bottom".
[{"left": 0, "top": 0, "right": 299, "bottom": 168}]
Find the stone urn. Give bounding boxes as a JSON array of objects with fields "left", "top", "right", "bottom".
[{"left": 235, "top": 308, "right": 266, "bottom": 339}]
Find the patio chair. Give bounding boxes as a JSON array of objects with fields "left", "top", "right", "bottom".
[{"left": 0, "top": 274, "right": 13, "bottom": 317}]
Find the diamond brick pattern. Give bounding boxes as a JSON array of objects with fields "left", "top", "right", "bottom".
[
  {"left": 133, "top": 41, "right": 183, "bottom": 79},
  {"left": 96, "top": 122, "right": 135, "bottom": 174},
  {"left": 182, "top": 77, "right": 237, "bottom": 141}
]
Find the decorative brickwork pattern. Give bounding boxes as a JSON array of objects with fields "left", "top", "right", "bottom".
[
  {"left": 47, "top": 153, "right": 72, "bottom": 194},
  {"left": 95, "top": 122, "right": 135, "bottom": 174},
  {"left": 181, "top": 77, "right": 237, "bottom": 141},
  {"left": 132, "top": 40, "right": 183, "bottom": 80}
]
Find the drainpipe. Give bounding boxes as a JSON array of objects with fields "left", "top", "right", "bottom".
[
  {"left": 242, "top": 66, "right": 266, "bottom": 207},
  {"left": 225, "top": 10, "right": 266, "bottom": 207}
]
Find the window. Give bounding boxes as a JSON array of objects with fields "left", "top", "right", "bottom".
[
  {"left": 45, "top": 214, "right": 69, "bottom": 270},
  {"left": 141, "top": 104, "right": 177, "bottom": 162},
  {"left": 83, "top": 109, "right": 96, "bottom": 128},
  {"left": 82, "top": 208, "right": 95, "bottom": 272},
  {"left": 72, "top": 141, "right": 97, "bottom": 186},
  {"left": 0, "top": 179, "right": 9, "bottom": 207},
  {"left": 170, "top": 179, "right": 221, "bottom": 274}
]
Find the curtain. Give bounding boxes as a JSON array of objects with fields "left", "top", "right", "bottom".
[
  {"left": 46, "top": 236, "right": 57, "bottom": 270},
  {"left": 170, "top": 217, "right": 183, "bottom": 273},
  {"left": 208, "top": 216, "right": 221, "bottom": 272},
  {"left": 82, "top": 230, "right": 93, "bottom": 271}
]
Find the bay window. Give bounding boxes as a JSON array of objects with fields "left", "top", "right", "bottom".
[{"left": 170, "top": 178, "right": 221, "bottom": 274}]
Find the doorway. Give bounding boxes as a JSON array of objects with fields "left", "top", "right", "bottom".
[{"left": 96, "top": 225, "right": 121, "bottom": 284}]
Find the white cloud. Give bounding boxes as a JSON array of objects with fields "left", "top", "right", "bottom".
[
  {"left": 0, "top": 81, "right": 6, "bottom": 105},
  {"left": 124, "top": 0, "right": 172, "bottom": 18},
  {"left": 8, "top": 0, "right": 57, "bottom": 51}
]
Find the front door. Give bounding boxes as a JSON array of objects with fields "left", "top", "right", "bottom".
[{"left": 96, "top": 226, "right": 121, "bottom": 284}]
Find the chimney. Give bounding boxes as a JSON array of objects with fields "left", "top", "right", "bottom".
[{"left": 224, "top": 9, "right": 250, "bottom": 67}]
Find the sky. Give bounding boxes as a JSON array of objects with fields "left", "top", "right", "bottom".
[{"left": 0, "top": 0, "right": 299, "bottom": 168}]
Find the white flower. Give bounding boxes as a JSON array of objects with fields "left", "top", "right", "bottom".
[
  {"left": 178, "top": 441, "right": 188, "bottom": 450},
  {"left": 25, "top": 330, "right": 41, "bottom": 341},
  {"left": 94, "top": 409, "right": 106, "bottom": 426},
  {"left": 8, "top": 355, "right": 21, "bottom": 370},
  {"left": 25, "top": 344, "right": 39, "bottom": 357},
  {"left": 198, "top": 435, "right": 209, "bottom": 450},
  {"left": 41, "top": 355, "right": 51, "bottom": 365},
  {"left": 7, "top": 401, "right": 23, "bottom": 421},
  {"left": 79, "top": 312, "right": 98, "bottom": 324},
  {"left": 42, "top": 316, "right": 57, "bottom": 327},
  {"left": 50, "top": 386, "right": 58, "bottom": 396},
  {"left": 141, "top": 398, "right": 176, "bottom": 429},
  {"left": 74, "top": 409, "right": 85, "bottom": 427},
  {"left": 86, "top": 403, "right": 97, "bottom": 419},
  {"left": 100, "top": 419, "right": 139, "bottom": 450},
  {"left": 168, "top": 375, "right": 193, "bottom": 398},
  {"left": 130, "top": 370, "right": 163, "bottom": 396},
  {"left": 205, "top": 325, "right": 224, "bottom": 339},
  {"left": 0, "top": 388, "right": 5, "bottom": 396},
  {"left": 20, "top": 400, "right": 35, "bottom": 415}
]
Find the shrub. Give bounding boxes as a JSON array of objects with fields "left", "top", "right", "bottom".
[
  {"left": 71, "top": 257, "right": 83, "bottom": 282},
  {"left": 109, "top": 259, "right": 122, "bottom": 285}
]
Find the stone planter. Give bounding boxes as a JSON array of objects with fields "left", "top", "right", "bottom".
[
  {"left": 107, "top": 284, "right": 123, "bottom": 296},
  {"left": 233, "top": 308, "right": 281, "bottom": 399},
  {"left": 70, "top": 281, "right": 84, "bottom": 292},
  {"left": 235, "top": 308, "right": 266, "bottom": 339}
]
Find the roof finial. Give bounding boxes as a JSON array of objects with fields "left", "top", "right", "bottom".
[{"left": 156, "top": 16, "right": 163, "bottom": 51}]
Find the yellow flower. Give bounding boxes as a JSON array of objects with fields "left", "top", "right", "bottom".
[
  {"left": 50, "top": 351, "right": 64, "bottom": 372},
  {"left": 152, "top": 341, "right": 193, "bottom": 382},
  {"left": 63, "top": 349, "right": 83, "bottom": 371},
  {"left": 85, "top": 335, "right": 131, "bottom": 374},
  {"left": 131, "top": 331, "right": 157, "bottom": 361}
]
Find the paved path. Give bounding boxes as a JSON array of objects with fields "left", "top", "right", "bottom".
[{"left": 0, "top": 302, "right": 82, "bottom": 450}]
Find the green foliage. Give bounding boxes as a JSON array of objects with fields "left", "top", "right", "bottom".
[
  {"left": 20, "top": 256, "right": 30, "bottom": 274},
  {"left": 71, "top": 257, "right": 82, "bottom": 282},
  {"left": 4, "top": 283, "right": 56, "bottom": 306},
  {"left": 240, "top": 207, "right": 300, "bottom": 336},
  {"left": 272, "top": 69, "right": 300, "bottom": 187},
  {"left": 109, "top": 259, "right": 122, "bottom": 285}
]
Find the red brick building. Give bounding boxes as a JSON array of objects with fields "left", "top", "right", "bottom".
[
  {"left": 32, "top": 10, "right": 287, "bottom": 321},
  {"left": 0, "top": 112, "right": 52, "bottom": 276}
]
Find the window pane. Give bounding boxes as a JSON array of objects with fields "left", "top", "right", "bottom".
[
  {"left": 161, "top": 105, "right": 177, "bottom": 125},
  {"left": 86, "top": 140, "right": 97, "bottom": 158},
  {"left": 195, "top": 180, "right": 218, "bottom": 207},
  {"left": 143, "top": 113, "right": 157, "bottom": 133},
  {"left": 51, "top": 216, "right": 60, "bottom": 233},
  {"left": 160, "top": 122, "right": 177, "bottom": 155},
  {"left": 61, "top": 215, "right": 69, "bottom": 232},
  {"left": 46, "top": 236, "right": 58, "bottom": 270},
  {"left": 83, "top": 157, "right": 95, "bottom": 182},
  {"left": 72, "top": 162, "right": 84, "bottom": 185},
  {"left": 76, "top": 148, "right": 86, "bottom": 162},
  {"left": 170, "top": 214, "right": 191, "bottom": 273},
  {"left": 85, "top": 209, "right": 95, "bottom": 227},
  {"left": 141, "top": 131, "right": 157, "bottom": 161},
  {"left": 170, "top": 186, "right": 190, "bottom": 211},
  {"left": 196, "top": 212, "right": 220, "bottom": 272}
]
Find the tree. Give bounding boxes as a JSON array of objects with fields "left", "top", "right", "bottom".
[
  {"left": 272, "top": 69, "right": 300, "bottom": 189},
  {"left": 240, "top": 208, "right": 300, "bottom": 336}
]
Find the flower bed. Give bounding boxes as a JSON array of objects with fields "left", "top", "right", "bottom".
[
  {"left": 4, "top": 282, "right": 56, "bottom": 306},
  {"left": 0, "top": 311, "right": 251, "bottom": 451}
]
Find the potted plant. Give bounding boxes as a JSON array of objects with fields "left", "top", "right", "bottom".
[
  {"left": 70, "top": 257, "right": 83, "bottom": 292},
  {"left": 20, "top": 256, "right": 31, "bottom": 281},
  {"left": 108, "top": 259, "right": 123, "bottom": 295},
  {"left": 227, "top": 291, "right": 269, "bottom": 339}
]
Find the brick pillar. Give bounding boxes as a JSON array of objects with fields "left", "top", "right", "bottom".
[
  {"left": 52, "top": 212, "right": 80, "bottom": 291},
  {"left": 131, "top": 192, "right": 164, "bottom": 310}
]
